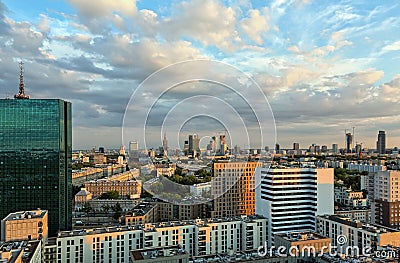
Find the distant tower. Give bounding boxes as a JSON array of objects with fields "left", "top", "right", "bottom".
[
  {"left": 163, "top": 132, "right": 168, "bottom": 156},
  {"left": 346, "top": 133, "right": 353, "bottom": 153},
  {"left": 14, "top": 61, "right": 30, "bottom": 99},
  {"left": 332, "top": 144, "right": 338, "bottom": 154},
  {"left": 377, "top": 131, "right": 386, "bottom": 155},
  {"left": 293, "top": 142, "right": 300, "bottom": 151}
]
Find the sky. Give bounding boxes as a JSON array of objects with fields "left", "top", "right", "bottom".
[{"left": 0, "top": 0, "right": 399, "bottom": 150}]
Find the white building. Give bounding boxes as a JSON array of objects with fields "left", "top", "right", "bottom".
[
  {"left": 190, "top": 182, "right": 211, "bottom": 196},
  {"left": 317, "top": 215, "right": 400, "bottom": 250},
  {"left": 43, "top": 216, "right": 267, "bottom": 263},
  {"left": 347, "top": 163, "right": 386, "bottom": 173},
  {"left": 255, "top": 167, "right": 334, "bottom": 245}
]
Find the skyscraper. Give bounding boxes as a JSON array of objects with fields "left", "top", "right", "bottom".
[
  {"left": 162, "top": 132, "right": 168, "bottom": 152},
  {"left": 377, "top": 130, "right": 386, "bottom": 155},
  {"left": 0, "top": 65, "right": 72, "bottom": 235},
  {"left": 346, "top": 133, "right": 353, "bottom": 153},
  {"left": 293, "top": 142, "right": 299, "bottom": 151},
  {"left": 332, "top": 144, "right": 338, "bottom": 154},
  {"left": 188, "top": 134, "right": 200, "bottom": 157},
  {"left": 255, "top": 167, "right": 334, "bottom": 245},
  {"left": 129, "top": 141, "right": 139, "bottom": 162}
]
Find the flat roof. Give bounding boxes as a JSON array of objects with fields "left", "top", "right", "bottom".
[
  {"left": 130, "top": 245, "right": 187, "bottom": 261},
  {"left": 3, "top": 210, "right": 47, "bottom": 221},
  {"left": 275, "top": 231, "right": 330, "bottom": 242}
]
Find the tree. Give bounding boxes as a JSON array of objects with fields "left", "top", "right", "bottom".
[
  {"left": 82, "top": 202, "right": 92, "bottom": 214},
  {"left": 101, "top": 204, "right": 110, "bottom": 215},
  {"left": 99, "top": 190, "right": 120, "bottom": 200},
  {"left": 111, "top": 202, "right": 122, "bottom": 220}
]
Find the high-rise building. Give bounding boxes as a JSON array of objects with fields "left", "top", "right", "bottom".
[
  {"left": 188, "top": 134, "right": 200, "bottom": 157},
  {"left": 275, "top": 143, "right": 280, "bottom": 151},
  {"left": 346, "top": 133, "right": 353, "bottom": 153},
  {"left": 377, "top": 130, "right": 386, "bottom": 155},
  {"left": 129, "top": 141, "right": 139, "bottom": 162},
  {"left": 332, "top": 144, "right": 338, "bottom": 154},
  {"left": 0, "top": 102, "right": 72, "bottom": 235},
  {"left": 211, "top": 161, "right": 261, "bottom": 218},
  {"left": 293, "top": 142, "right": 299, "bottom": 151},
  {"left": 255, "top": 167, "right": 334, "bottom": 245},
  {"left": 372, "top": 170, "right": 400, "bottom": 229},
  {"left": 162, "top": 132, "right": 168, "bottom": 155},
  {"left": 0, "top": 64, "right": 72, "bottom": 236}
]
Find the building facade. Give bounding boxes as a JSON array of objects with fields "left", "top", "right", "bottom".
[
  {"left": 256, "top": 167, "right": 334, "bottom": 245},
  {"left": 1, "top": 210, "right": 48, "bottom": 242},
  {"left": 377, "top": 130, "right": 386, "bottom": 155},
  {"left": 84, "top": 179, "right": 141, "bottom": 199},
  {"left": 0, "top": 99, "right": 72, "bottom": 235},
  {"left": 372, "top": 170, "right": 400, "bottom": 228},
  {"left": 211, "top": 161, "right": 262, "bottom": 218},
  {"left": 43, "top": 216, "right": 267, "bottom": 263},
  {"left": 317, "top": 215, "right": 400, "bottom": 249}
]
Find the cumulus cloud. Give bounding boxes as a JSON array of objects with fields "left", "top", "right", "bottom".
[{"left": 240, "top": 8, "right": 270, "bottom": 45}]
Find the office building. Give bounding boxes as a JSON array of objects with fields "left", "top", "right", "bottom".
[
  {"left": 317, "top": 215, "right": 400, "bottom": 249},
  {"left": 0, "top": 67, "right": 72, "bottom": 235},
  {"left": 372, "top": 170, "right": 400, "bottom": 228},
  {"left": 1, "top": 210, "right": 48, "bottom": 242},
  {"left": 255, "top": 167, "right": 334, "bottom": 245},
  {"left": 346, "top": 133, "right": 353, "bottom": 153},
  {"left": 332, "top": 144, "right": 338, "bottom": 154},
  {"left": 211, "top": 161, "right": 262, "bottom": 218},
  {"left": 187, "top": 134, "right": 200, "bottom": 157},
  {"left": 377, "top": 130, "right": 386, "bottom": 155},
  {"left": 293, "top": 143, "right": 300, "bottom": 151},
  {"left": 129, "top": 141, "right": 139, "bottom": 162}
]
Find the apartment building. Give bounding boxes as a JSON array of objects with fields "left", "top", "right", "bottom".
[
  {"left": 372, "top": 170, "right": 400, "bottom": 228},
  {"left": 317, "top": 215, "right": 400, "bottom": 249},
  {"left": 211, "top": 161, "right": 262, "bottom": 218},
  {"left": 43, "top": 216, "right": 267, "bottom": 263}
]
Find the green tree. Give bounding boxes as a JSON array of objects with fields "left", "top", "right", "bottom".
[
  {"left": 101, "top": 204, "right": 110, "bottom": 214},
  {"left": 82, "top": 202, "right": 92, "bottom": 213},
  {"left": 99, "top": 190, "right": 120, "bottom": 199},
  {"left": 112, "top": 202, "right": 122, "bottom": 220}
]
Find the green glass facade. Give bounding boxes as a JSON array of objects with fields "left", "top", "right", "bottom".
[{"left": 0, "top": 99, "right": 72, "bottom": 236}]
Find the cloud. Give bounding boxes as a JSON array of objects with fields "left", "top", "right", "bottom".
[
  {"left": 382, "top": 40, "right": 400, "bottom": 51},
  {"left": 240, "top": 8, "right": 270, "bottom": 45}
]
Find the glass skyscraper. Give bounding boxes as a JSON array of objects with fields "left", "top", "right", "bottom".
[{"left": 0, "top": 99, "right": 72, "bottom": 236}]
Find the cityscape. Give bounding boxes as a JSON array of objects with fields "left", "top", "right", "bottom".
[{"left": 1, "top": 1, "right": 400, "bottom": 263}]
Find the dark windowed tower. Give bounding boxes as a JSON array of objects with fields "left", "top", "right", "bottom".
[
  {"left": 377, "top": 130, "right": 386, "bottom": 155},
  {"left": 0, "top": 63, "right": 72, "bottom": 236}
]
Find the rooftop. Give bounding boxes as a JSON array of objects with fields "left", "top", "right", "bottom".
[
  {"left": 130, "top": 245, "right": 187, "bottom": 261},
  {"left": 321, "top": 215, "right": 399, "bottom": 233},
  {"left": 275, "top": 231, "right": 330, "bottom": 242},
  {"left": 57, "top": 215, "right": 266, "bottom": 238},
  {"left": 0, "top": 240, "right": 40, "bottom": 263},
  {"left": 127, "top": 202, "right": 157, "bottom": 216},
  {"left": 3, "top": 210, "right": 47, "bottom": 221}
]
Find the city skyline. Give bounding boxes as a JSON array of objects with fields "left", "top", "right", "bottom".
[{"left": 0, "top": 0, "right": 399, "bottom": 149}]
